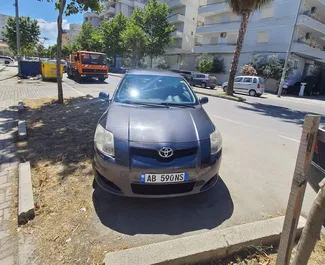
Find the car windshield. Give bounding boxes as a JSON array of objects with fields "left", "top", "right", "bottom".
[
  {"left": 81, "top": 53, "right": 106, "bottom": 65},
  {"left": 114, "top": 74, "right": 198, "bottom": 105}
]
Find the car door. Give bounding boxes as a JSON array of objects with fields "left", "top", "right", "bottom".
[
  {"left": 233, "top": 77, "right": 243, "bottom": 93},
  {"left": 241, "top": 77, "right": 253, "bottom": 94},
  {"left": 192, "top": 74, "right": 201, "bottom": 86}
]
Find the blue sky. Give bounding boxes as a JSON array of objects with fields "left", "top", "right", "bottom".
[{"left": 2, "top": 0, "right": 84, "bottom": 46}]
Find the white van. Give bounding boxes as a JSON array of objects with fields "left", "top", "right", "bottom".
[
  {"left": 0, "top": 56, "right": 14, "bottom": 65},
  {"left": 222, "top": 76, "right": 265, "bottom": 97}
]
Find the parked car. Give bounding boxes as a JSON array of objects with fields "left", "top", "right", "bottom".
[
  {"left": 222, "top": 76, "right": 265, "bottom": 96},
  {"left": 191, "top": 73, "right": 217, "bottom": 89},
  {"left": 0, "top": 55, "right": 14, "bottom": 65},
  {"left": 170, "top": 69, "right": 194, "bottom": 84},
  {"left": 93, "top": 69, "right": 223, "bottom": 197}
]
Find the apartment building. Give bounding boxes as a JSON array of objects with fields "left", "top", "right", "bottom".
[
  {"left": 194, "top": 0, "right": 325, "bottom": 90},
  {"left": 68, "top": 24, "right": 82, "bottom": 43},
  {"left": 0, "top": 14, "right": 13, "bottom": 40},
  {"left": 83, "top": 0, "right": 147, "bottom": 26}
]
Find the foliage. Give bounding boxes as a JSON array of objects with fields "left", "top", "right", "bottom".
[
  {"left": 76, "top": 23, "right": 103, "bottom": 52},
  {"left": 142, "top": 0, "right": 175, "bottom": 62},
  {"left": 240, "top": 64, "right": 257, "bottom": 75},
  {"left": 250, "top": 53, "right": 290, "bottom": 81},
  {"left": 197, "top": 55, "right": 213, "bottom": 73},
  {"left": 153, "top": 57, "right": 169, "bottom": 69},
  {"left": 2, "top": 16, "right": 40, "bottom": 54},
  {"left": 211, "top": 55, "right": 225, "bottom": 73},
  {"left": 121, "top": 10, "right": 147, "bottom": 67},
  {"left": 101, "top": 13, "right": 128, "bottom": 58},
  {"left": 226, "top": 0, "right": 272, "bottom": 16}
]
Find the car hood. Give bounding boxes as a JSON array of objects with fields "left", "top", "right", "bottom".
[{"left": 102, "top": 103, "right": 214, "bottom": 143}]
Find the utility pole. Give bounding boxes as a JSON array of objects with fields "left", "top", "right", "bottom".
[{"left": 15, "top": 0, "right": 21, "bottom": 60}]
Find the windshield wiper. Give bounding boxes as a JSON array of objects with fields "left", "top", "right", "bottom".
[
  {"left": 116, "top": 100, "right": 169, "bottom": 108},
  {"left": 162, "top": 102, "right": 197, "bottom": 109}
]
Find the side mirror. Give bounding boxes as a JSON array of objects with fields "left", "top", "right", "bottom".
[
  {"left": 199, "top": 97, "right": 209, "bottom": 105},
  {"left": 99, "top": 92, "right": 109, "bottom": 102}
]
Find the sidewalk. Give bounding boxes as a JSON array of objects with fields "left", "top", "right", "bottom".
[{"left": 0, "top": 107, "right": 19, "bottom": 265}]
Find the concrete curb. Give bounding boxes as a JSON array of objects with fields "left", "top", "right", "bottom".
[
  {"left": 18, "top": 120, "right": 27, "bottom": 141},
  {"left": 18, "top": 162, "right": 35, "bottom": 225},
  {"left": 104, "top": 216, "right": 306, "bottom": 265},
  {"left": 192, "top": 89, "right": 246, "bottom": 102},
  {"left": 108, "top": 73, "right": 124, "bottom": 78}
]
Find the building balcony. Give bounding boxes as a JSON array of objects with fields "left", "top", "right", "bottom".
[
  {"left": 171, "top": 30, "right": 183, "bottom": 39},
  {"left": 199, "top": 0, "right": 229, "bottom": 17},
  {"left": 168, "top": 13, "right": 186, "bottom": 24},
  {"left": 134, "top": 0, "right": 147, "bottom": 9},
  {"left": 194, "top": 43, "right": 236, "bottom": 53},
  {"left": 292, "top": 41, "right": 325, "bottom": 60},
  {"left": 104, "top": 0, "right": 116, "bottom": 7},
  {"left": 167, "top": 0, "right": 191, "bottom": 9},
  {"left": 165, "top": 47, "right": 191, "bottom": 54},
  {"left": 106, "top": 7, "right": 116, "bottom": 16},
  {"left": 196, "top": 21, "right": 240, "bottom": 35},
  {"left": 297, "top": 14, "right": 325, "bottom": 36}
]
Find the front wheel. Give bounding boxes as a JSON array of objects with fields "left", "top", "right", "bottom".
[
  {"left": 223, "top": 86, "right": 227, "bottom": 92},
  {"left": 4, "top": 61, "right": 9, "bottom": 65},
  {"left": 201, "top": 82, "right": 207, "bottom": 89},
  {"left": 98, "top": 77, "right": 106, "bottom": 82},
  {"left": 249, "top": 89, "right": 257, "bottom": 96},
  {"left": 210, "top": 86, "right": 215, "bottom": 89}
]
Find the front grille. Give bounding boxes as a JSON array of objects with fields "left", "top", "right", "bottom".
[
  {"left": 82, "top": 69, "right": 107, "bottom": 73},
  {"left": 130, "top": 147, "right": 197, "bottom": 162},
  {"left": 131, "top": 182, "right": 196, "bottom": 195}
]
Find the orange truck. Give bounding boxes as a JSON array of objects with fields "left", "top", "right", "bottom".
[{"left": 66, "top": 51, "right": 108, "bottom": 82}]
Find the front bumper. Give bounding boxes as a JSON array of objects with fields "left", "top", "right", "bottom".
[{"left": 93, "top": 140, "right": 222, "bottom": 198}]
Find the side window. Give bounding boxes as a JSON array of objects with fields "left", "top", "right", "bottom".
[
  {"left": 234, "top": 77, "right": 243, "bottom": 82},
  {"left": 243, "top": 77, "right": 253, "bottom": 83},
  {"left": 253, "top": 78, "right": 257, "bottom": 83},
  {"left": 198, "top": 74, "right": 205, "bottom": 78}
]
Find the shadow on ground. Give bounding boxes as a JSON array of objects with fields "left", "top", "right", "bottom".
[
  {"left": 92, "top": 177, "right": 234, "bottom": 235},
  {"left": 18, "top": 97, "right": 108, "bottom": 178},
  {"left": 237, "top": 102, "right": 325, "bottom": 125}
]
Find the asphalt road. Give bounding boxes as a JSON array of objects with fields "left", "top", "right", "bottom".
[{"left": 62, "top": 74, "right": 325, "bottom": 249}]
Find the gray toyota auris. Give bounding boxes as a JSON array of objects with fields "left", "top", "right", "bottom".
[{"left": 93, "top": 69, "right": 222, "bottom": 197}]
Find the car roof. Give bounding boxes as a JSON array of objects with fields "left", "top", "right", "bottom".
[
  {"left": 237, "top": 76, "right": 261, "bottom": 78},
  {"left": 127, "top": 69, "right": 182, "bottom": 77}
]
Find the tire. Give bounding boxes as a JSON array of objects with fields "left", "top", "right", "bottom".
[
  {"left": 223, "top": 86, "right": 227, "bottom": 92},
  {"left": 98, "top": 77, "right": 106, "bottom": 82},
  {"left": 210, "top": 86, "right": 215, "bottom": 89},
  {"left": 249, "top": 89, "right": 257, "bottom": 96},
  {"left": 201, "top": 82, "right": 207, "bottom": 89},
  {"left": 4, "top": 61, "right": 9, "bottom": 65}
]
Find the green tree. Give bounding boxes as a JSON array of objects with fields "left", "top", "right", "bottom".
[
  {"left": 250, "top": 54, "right": 292, "bottom": 82},
  {"left": 2, "top": 16, "right": 40, "bottom": 54},
  {"left": 121, "top": 10, "right": 147, "bottom": 67},
  {"left": 211, "top": 55, "right": 225, "bottom": 74},
  {"left": 142, "top": 0, "right": 175, "bottom": 67},
  {"left": 39, "top": 0, "right": 110, "bottom": 104},
  {"left": 197, "top": 58, "right": 213, "bottom": 73},
  {"left": 101, "top": 13, "right": 128, "bottom": 58},
  {"left": 226, "top": 0, "right": 271, "bottom": 95},
  {"left": 76, "top": 23, "right": 103, "bottom": 52}
]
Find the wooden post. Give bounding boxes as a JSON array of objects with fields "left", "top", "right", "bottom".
[{"left": 276, "top": 115, "right": 320, "bottom": 265}]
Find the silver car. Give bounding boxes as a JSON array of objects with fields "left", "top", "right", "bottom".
[{"left": 93, "top": 70, "right": 223, "bottom": 197}]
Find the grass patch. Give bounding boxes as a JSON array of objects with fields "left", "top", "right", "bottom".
[{"left": 214, "top": 93, "right": 246, "bottom": 102}]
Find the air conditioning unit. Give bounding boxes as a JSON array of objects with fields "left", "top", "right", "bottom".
[
  {"left": 305, "top": 33, "right": 311, "bottom": 39},
  {"left": 311, "top": 6, "right": 317, "bottom": 13},
  {"left": 220, "top": 32, "right": 227, "bottom": 38}
]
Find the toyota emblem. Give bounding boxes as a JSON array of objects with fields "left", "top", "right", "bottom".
[{"left": 159, "top": 147, "right": 174, "bottom": 158}]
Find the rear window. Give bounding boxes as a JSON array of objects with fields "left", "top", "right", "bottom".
[
  {"left": 253, "top": 78, "right": 257, "bottom": 83},
  {"left": 258, "top": 77, "right": 265, "bottom": 84},
  {"left": 243, "top": 77, "right": 253, "bottom": 83},
  {"left": 209, "top": 75, "right": 217, "bottom": 80}
]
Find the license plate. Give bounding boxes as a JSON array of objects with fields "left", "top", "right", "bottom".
[{"left": 140, "top": 173, "right": 188, "bottom": 183}]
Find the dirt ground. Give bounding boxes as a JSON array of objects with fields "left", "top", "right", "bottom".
[{"left": 17, "top": 97, "right": 128, "bottom": 265}]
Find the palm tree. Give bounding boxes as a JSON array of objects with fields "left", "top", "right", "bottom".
[{"left": 226, "top": 0, "right": 271, "bottom": 96}]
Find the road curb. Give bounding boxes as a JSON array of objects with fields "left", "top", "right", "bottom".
[
  {"left": 18, "top": 161, "right": 35, "bottom": 225},
  {"left": 192, "top": 89, "right": 246, "bottom": 102},
  {"left": 104, "top": 216, "right": 306, "bottom": 265}
]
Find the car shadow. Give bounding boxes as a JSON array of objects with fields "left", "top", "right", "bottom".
[{"left": 92, "top": 177, "right": 234, "bottom": 235}]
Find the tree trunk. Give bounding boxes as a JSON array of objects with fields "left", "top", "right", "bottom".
[
  {"left": 56, "top": 0, "right": 66, "bottom": 104},
  {"left": 227, "top": 11, "right": 251, "bottom": 96},
  {"left": 292, "top": 184, "right": 325, "bottom": 265}
]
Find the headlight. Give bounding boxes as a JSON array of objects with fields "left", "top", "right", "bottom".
[
  {"left": 94, "top": 124, "right": 114, "bottom": 157},
  {"left": 210, "top": 129, "right": 222, "bottom": 155}
]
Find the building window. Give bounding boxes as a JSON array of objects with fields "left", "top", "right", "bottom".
[
  {"left": 260, "top": 6, "right": 274, "bottom": 19},
  {"left": 257, "top": 31, "right": 270, "bottom": 43}
]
